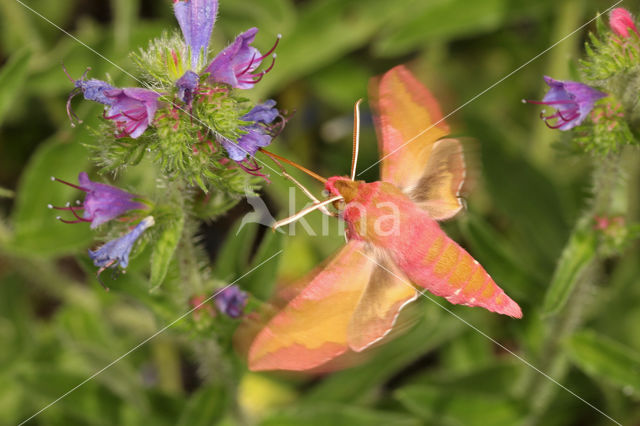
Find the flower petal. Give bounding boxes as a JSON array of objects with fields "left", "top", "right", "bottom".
[
  {"left": 609, "top": 8, "right": 639, "bottom": 38},
  {"left": 78, "top": 172, "right": 146, "bottom": 228},
  {"left": 104, "top": 88, "right": 161, "bottom": 139},
  {"left": 214, "top": 285, "right": 248, "bottom": 318},
  {"left": 89, "top": 216, "right": 155, "bottom": 269},
  {"left": 176, "top": 70, "right": 200, "bottom": 104},
  {"left": 174, "top": 0, "right": 218, "bottom": 69},
  {"left": 205, "top": 28, "right": 262, "bottom": 88}
]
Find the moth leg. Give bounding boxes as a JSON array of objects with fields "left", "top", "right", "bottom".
[{"left": 273, "top": 196, "right": 343, "bottom": 231}]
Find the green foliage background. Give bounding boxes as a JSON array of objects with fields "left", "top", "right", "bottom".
[{"left": 1, "top": 0, "right": 640, "bottom": 424}]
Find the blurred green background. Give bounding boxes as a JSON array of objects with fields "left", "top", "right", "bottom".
[{"left": 2, "top": 0, "right": 640, "bottom": 424}]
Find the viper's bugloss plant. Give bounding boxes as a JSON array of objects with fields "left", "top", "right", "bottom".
[
  {"left": 67, "top": 0, "right": 283, "bottom": 192},
  {"left": 55, "top": 1, "right": 284, "bottom": 311},
  {"left": 526, "top": 7, "right": 640, "bottom": 155},
  {"left": 2, "top": 1, "right": 637, "bottom": 424},
  {"left": 518, "top": 8, "right": 640, "bottom": 422}
]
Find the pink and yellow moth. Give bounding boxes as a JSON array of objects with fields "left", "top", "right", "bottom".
[{"left": 244, "top": 65, "right": 522, "bottom": 372}]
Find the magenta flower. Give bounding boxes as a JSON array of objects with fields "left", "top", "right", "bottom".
[
  {"left": 220, "top": 100, "right": 280, "bottom": 161},
  {"left": 65, "top": 69, "right": 160, "bottom": 138},
  {"left": 173, "top": 0, "right": 218, "bottom": 69},
  {"left": 214, "top": 285, "right": 248, "bottom": 318},
  {"left": 610, "top": 8, "right": 639, "bottom": 38},
  {"left": 205, "top": 28, "right": 280, "bottom": 89},
  {"left": 50, "top": 172, "right": 146, "bottom": 229},
  {"left": 103, "top": 88, "right": 161, "bottom": 139},
  {"left": 524, "top": 76, "right": 607, "bottom": 131},
  {"left": 89, "top": 216, "right": 155, "bottom": 279}
]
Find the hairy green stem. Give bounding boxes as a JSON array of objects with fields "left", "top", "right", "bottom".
[
  {"left": 520, "top": 153, "right": 625, "bottom": 424},
  {"left": 177, "top": 215, "right": 206, "bottom": 296},
  {"left": 151, "top": 338, "right": 184, "bottom": 395},
  {"left": 520, "top": 262, "right": 596, "bottom": 425}
]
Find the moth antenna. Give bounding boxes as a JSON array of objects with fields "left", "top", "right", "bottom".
[
  {"left": 351, "top": 99, "right": 362, "bottom": 181},
  {"left": 260, "top": 148, "right": 327, "bottom": 184},
  {"left": 272, "top": 196, "right": 342, "bottom": 232}
]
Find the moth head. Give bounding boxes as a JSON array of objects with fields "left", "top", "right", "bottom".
[{"left": 325, "top": 176, "right": 362, "bottom": 205}]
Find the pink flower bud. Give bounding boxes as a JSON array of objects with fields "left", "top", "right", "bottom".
[{"left": 609, "top": 8, "right": 639, "bottom": 38}]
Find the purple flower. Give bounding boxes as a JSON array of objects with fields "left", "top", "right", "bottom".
[
  {"left": 205, "top": 28, "right": 280, "bottom": 89},
  {"left": 214, "top": 285, "right": 248, "bottom": 318},
  {"left": 176, "top": 70, "right": 200, "bottom": 104},
  {"left": 50, "top": 172, "right": 146, "bottom": 229},
  {"left": 103, "top": 88, "right": 161, "bottom": 138},
  {"left": 221, "top": 100, "right": 280, "bottom": 161},
  {"left": 173, "top": 0, "right": 218, "bottom": 69},
  {"left": 89, "top": 216, "right": 155, "bottom": 274},
  {"left": 73, "top": 78, "right": 115, "bottom": 106},
  {"left": 65, "top": 69, "right": 161, "bottom": 138},
  {"left": 524, "top": 76, "right": 607, "bottom": 130},
  {"left": 244, "top": 99, "right": 280, "bottom": 123},
  {"left": 65, "top": 68, "right": 115, "bottom": 125}
]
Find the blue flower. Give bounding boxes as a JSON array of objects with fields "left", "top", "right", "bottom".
[
  {"left": 205, "top": 28, "right": 280, "bottom": 89},
  {"left": 176, "top": 70, "right": 200, "bottom": 104},
  {"left": 50, "top": 172, "right": 147, "bottom": 229},
  {"left": 525, "top": 76, "right": 607, "bottom": 131},
  {"left": 173, "top": 0, "right": 218, "bottom": 70},
  {"left": 89, "top": 216, "right": 155, "bottom": 273},
  {"left": 214, "top": 285, "right": 248, "bottom": 318},
  {"left": 65, "top": 69, "right": 115, "bottom": 125},
  {"left": 221, "top": 100, "right": 280, "bottom": 161}
]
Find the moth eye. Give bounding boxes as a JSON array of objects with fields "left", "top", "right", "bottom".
[{"left": 321, "top": 189, "right": 329, "bottom": 197}]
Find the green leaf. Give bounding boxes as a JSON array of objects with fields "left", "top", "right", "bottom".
[
  {"left": 459, "top": 213, "right": 544, "bottom": 300},
  {"left": 395, "top": 385, "right": 521, "bottom": 425},
  {"left": 542, "top": 219, "right": 597, "bottom": 316},
  {"left": 0, "top": 48, "right": 31, "bottom": 125},
  {"left": 251, "top": 0, "right": 412, "bottom": 97},
  {"left": 407, "top": 362, "right": 521, "bottom": 396},
  {"left": 374, "top": 0, "right": 507, "bottom": 57},
  {"left": 308, "top": 59, "right": 370, "bottom": 110},
  {"left": 150, "top": 212, "right": 185, "bottom": 289},
  {"left": 260, "top": 403, "right": 420, "bottom": 426},
  {"left": 566, "top": 330, "right": 640, "bottom": 397},
  {"left": 213, "top": 220, "right": 258, "bottom": 282},
  {"left": 10, "top": 136, "right": 93, "bottom": 257},
  {"left": 244, "top": 229, "right": 284, "bottom": 300},
  {"left": 177, "top": 383, "right": 230, "bottom": 426}
]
